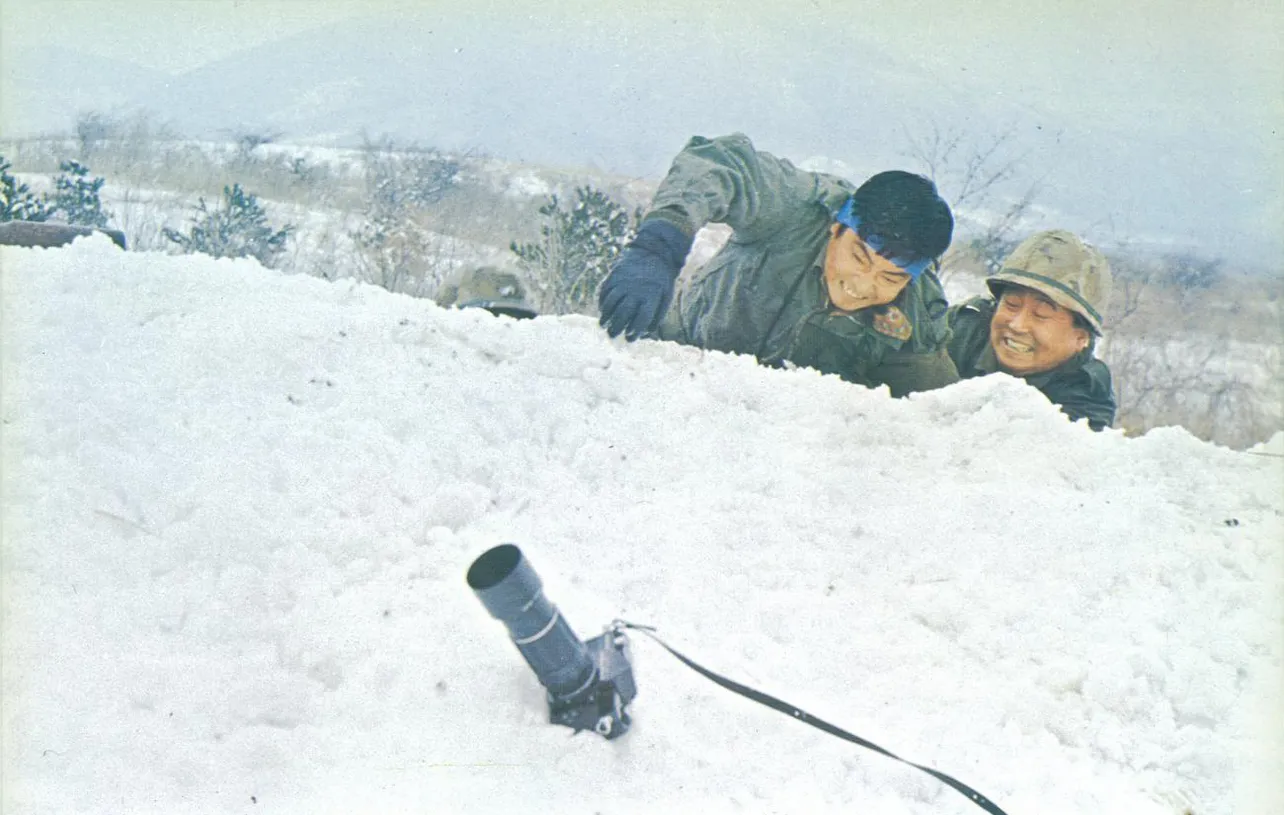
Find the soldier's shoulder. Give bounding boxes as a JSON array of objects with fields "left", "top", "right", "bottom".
[
  {"left": 955, "top": 295, "right": 995, "bottom": 314},
  {"left": 1079, "top": 356, "right": 1115, "bottom": 392},
  {"left": 942, "top": 296, "right": 995, "bottom": 368},
  {"left": 945, "top": 296, "right": 994, "bottom": 327}
]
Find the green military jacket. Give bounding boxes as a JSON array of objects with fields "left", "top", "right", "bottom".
[
  {"left": 649, "top": 133, "right": 959, "bottom": 398},
  {"left": 946, "top": 296, "right": 1117, "bottom": 430}
]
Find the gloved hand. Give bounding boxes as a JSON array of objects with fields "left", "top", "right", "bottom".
[{"left": 599, "top": 219, "right": 693, "bottom": 340}]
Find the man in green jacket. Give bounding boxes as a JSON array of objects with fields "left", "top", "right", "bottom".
[
  {"left": 598, "top": 133, "right": 959, "bottom": 397},
  {"left": 946, "top": 230, "right": 1117, "bottom": 430}
]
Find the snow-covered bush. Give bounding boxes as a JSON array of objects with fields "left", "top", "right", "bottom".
[
  {"left": 349, "top": 139, "right": 461, "bottom": 296},
  {"left": 49, "top": 160, "right": 112, "bottom": 228},
  {"left": 162, "top": 183, "right": 293, "bottom": 268},
  {"left": 1, "top": 155, "right": 52, "bottom": 222},
  {"left": 511, "top": 185, "right": 640, "bottom": 315}
]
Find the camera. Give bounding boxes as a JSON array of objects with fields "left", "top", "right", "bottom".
[{"left": 467, "top": 543, "right": 637, "bottom": 739}]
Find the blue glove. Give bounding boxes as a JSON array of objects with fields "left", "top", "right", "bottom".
[{"left": 599, "top": 219, "right": 693, "bottom": 340}]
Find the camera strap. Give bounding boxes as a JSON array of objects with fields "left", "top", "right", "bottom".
[{"left": 614, "top": 621, "right": 1010, "bottom": 815}]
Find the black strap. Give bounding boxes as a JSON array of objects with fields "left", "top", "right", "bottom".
[{"left": 616, "top": 621, "right": 1010, "bottom": 815}]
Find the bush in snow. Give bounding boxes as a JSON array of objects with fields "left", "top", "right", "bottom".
[
  {"left": 350, "top": 139, "right": 461, "bottom": 297},
  {"left": 0, "top": 155, "right": 53, "bottom": 223},
  {"left": 511, "top": 185, "right": 641, "bottom": 315},
  {"left": 163, "top": 183, "right": 293, "bottom": 268},
  {"left": 49, "top": 160, "right": 113, "bottom": 228}
]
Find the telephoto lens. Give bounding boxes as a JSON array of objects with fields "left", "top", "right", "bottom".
[{"left": 467, "top": 543, "right": 597, "bottom": 701}]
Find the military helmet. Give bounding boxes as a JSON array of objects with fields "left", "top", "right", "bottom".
[
  {"left": 986, "top": 230, "right": 1112, "bottom": 334},
  {"left": 436, "top": 266, "right": 537, "bottom": 320}
]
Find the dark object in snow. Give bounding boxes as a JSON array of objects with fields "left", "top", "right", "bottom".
[
  {"left": 437, "top": 266, "right": 537, "bottom": 320},
  {"left": 460, "top": 300, "right": 538, "bottom": 320},
  {"left": 467, "top": 544, "right": 636, "bottom": 739},
  {"left": 0, "top": 220, "right": 127, "bottom": 250},
  {"left": 1224, "top": 518, "right": 1240, "bottom": 527}
]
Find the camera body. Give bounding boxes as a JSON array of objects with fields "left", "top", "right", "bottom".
[{"left": 549, "top": 625, "right": 636, "bottom": 738}]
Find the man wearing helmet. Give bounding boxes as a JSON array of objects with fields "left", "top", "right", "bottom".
[
  {"left": 597, "top": 133, "right": 960, "bottom": 398},
  {"left": 946, "top": 230, "right": 1116, "bottom": 430}
]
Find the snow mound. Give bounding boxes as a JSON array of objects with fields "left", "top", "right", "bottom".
[{"left": 2, "top": 235, "right": 1281, "bottom": 815}]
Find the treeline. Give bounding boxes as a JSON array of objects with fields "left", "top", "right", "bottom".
[{"left": 2, "top": 111, "right": 1278, "bottom": 450}]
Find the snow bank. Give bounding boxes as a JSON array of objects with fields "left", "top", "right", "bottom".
[{"left": 2, "top": 236, "right": 1280, "bottom": 814}]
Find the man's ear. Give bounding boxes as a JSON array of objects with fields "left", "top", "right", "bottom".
[{"left": 1075, "top": 328, "right": 1090, "bottom": 352}]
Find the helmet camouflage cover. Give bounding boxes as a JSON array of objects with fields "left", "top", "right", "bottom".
[
  {"left": 436, "top": 266, "right": 536, "bottom": 319},
  {"left": 986, "top": 230, "right": 1112, "bottom": 334}
]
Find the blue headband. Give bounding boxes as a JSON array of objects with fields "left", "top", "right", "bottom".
[{"left": 834, "top": 198, "right": 931, "bottom": 281}]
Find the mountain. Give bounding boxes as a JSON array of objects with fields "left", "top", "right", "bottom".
[
  {"left": 2, "top": 3, "right": 1279, "bottom": 266},
  {"left": 1, "top": 45, "right": 170, "bottom": 136},
  {"left": 127, "top": 7, "right": 984, "bottom": 177}
]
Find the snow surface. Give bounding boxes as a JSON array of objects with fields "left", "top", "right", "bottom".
[{"left": 2, "top": 235, "right": 1282, "bottom": 815}]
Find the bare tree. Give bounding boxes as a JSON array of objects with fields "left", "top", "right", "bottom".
[
  {"left": 349, "top": 136, "right": 461, "bottom": 297},
  {"left": 225, "top": 128, "right": 284, "bottom": 167},
  {"left": 903, "top": 124, "right": 1024, "bottom": 210},
  {"left": 1104, "top": 249, "right": 1157, "bottom": 326},
  {"left": 901, "top": 124, "right": 1043, "bottom": 276},
  {"left": 71, "top": 109, "right": 182, "bottom": 183},
  {"left": 1099, "top": 249, "right": 1280, "bottom": 448}
]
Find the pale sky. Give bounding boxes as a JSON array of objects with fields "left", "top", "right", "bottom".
[
  {"left": 0, "top": 0, "right": 381, "bottom": 73},
  {"left": 3, "top": 0, "right": 1280, "bottom": 91},
  {"left": 2, "top": 0, "right": 1278, "bottom": 140},
  {"left": 1, "top": 0, "right": 1280, "bottom": 262}
]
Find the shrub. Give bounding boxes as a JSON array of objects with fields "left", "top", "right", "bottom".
[
  {"left": 349, "top": 139, "right": 460, "bottom": 296},
  {"left": 511, "top": 185, "right": 640, "bottom": 314},
  {"left": 162, "top": 183, "right": 293, "bottom": 268},
  {"left": 0, "top": 155, "right": 52, "bottom": 222},
  {"left": 49, "top": 160, "right": 112, "bottom": 228}
]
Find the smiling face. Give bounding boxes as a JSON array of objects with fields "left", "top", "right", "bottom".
[
  {"left": 822, "top": 224, "right": 913, "bottom": 312},
  {"left": 989, "top": 285, "right": 1091, "bottom": 375}
]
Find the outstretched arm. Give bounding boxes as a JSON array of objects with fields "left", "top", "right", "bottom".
[
  {"left": 600, "top": 133, "right": 841, "bottom": 340},
  {"left": 645, "top": 133, "right": 834, "bottom": 241}
]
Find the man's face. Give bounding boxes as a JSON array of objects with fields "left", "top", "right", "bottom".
[
  {"left": 822, "top": 224, "right": 912, "bottom": 312},
  {"left": 989, "top": 285, "right": 1090, "bottom": 375}
]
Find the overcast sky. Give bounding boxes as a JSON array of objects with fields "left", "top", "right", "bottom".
[
  {"left": 4, "top": 0, "right": 1279, "bottom": 89},
  {"left": 4, "top": 0, "right": 1278, "bottom": 164},
  {"left": 2, "top": 0, "right": 1280, "bottom": 263}
]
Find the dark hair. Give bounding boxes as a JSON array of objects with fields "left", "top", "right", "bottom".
[{"left": 849, "top": 171, "right": 953, "bottom": 261}]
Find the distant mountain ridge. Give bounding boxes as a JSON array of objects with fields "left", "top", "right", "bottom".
[
  {"left": 2, "top": 7, "right": 1278, "bottom": 267},
  {"left": 5, "top": 9, "right": 992, "bottom": 174},
  {"left": 3, "top": 45, "right": 170, "bottom": 135}
]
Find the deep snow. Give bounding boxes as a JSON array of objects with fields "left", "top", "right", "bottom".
[{"left": 2, "top": 235, "right": 1281, "bottom": 814}]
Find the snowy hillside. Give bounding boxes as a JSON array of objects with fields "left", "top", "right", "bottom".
[{"left": 2, "top": 236, "right": 1281, "bottom": 815}]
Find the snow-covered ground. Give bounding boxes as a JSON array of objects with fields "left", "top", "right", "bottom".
[{"left": 2, "top": 235, "right": 1281, "bottom": 815}]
